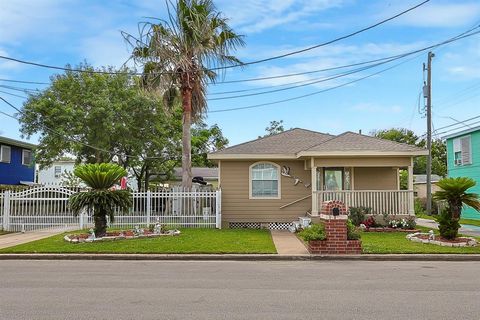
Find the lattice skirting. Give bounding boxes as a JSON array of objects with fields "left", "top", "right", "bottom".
[{"left": 229, "top": 222, "right": 292, "bottom": 230}]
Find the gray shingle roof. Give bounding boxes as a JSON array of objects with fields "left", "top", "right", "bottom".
[
  {"left": 211, "top": 128, "right": 334, "bottom": 155},
  {"left": 413, "top": 174, "right": 442, "bottom": 184},
  {"left": 305, "top": 131, "right": 424, "bottom": 153},
  {"left": 173, "top": 167, "right": 218, "bottom": 180}
]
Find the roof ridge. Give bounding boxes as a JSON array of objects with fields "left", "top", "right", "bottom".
[
  {"left": 210, "top": 127, "right": 330, "bottom": 154},
  {"left": 346, "top": 131, "right": 427, "bottom": 151},
  {"left": 304, "top": 131, "right": 348, "bottom": 151}
]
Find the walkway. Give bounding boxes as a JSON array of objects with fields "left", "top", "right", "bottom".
[
  {"left": 416, "top": 218, "right": 480, "bottom": 237},
  {"left": 0, "top": 228, "right": 73, "bottom": 250},
  {"left": 270, "top": 230, "right": 309, "bottom": 255}
]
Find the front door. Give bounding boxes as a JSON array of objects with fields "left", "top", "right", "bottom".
[{"left": 323, "top": 168, "right": 344, "bottom": 191}]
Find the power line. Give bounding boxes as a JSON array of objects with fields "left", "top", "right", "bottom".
[
  {"left": 0, "top": 84, "right": 39, "bottom": 94},
  {"left": 210, "top": 0, "right": 431, "bottom": 70},
  {"left": 209, "top": 53, "right": 424, "bottom": 113},
  {"left": 0, "top": 78, "right": 49, "bottom": 85},
  {"left": 0, "top": 1, "right": 430, "bottom": 77},
  {"left": 0, "top": 90, "right": 29, "bottom": 99}
]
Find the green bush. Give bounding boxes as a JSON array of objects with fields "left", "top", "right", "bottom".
[
  {"left": 298, "top": 223, "right": 326, "bottom": 242},
  {"left": 346, "top": 219, "right": 361, "bottom": 240},
  {"left": 348, "top": 207, "right": 372, "bottom": 226},
  {"left": 437, "top": 207, "right": 460, "bottom": 240},
  {"left": 414, "top": 198, "right": 426, "bottom": 216}
]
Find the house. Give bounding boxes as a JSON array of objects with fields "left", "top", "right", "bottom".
[
  {"left": 444, "top": 126, "right": 480, "bottom": 220},
  {"left": 413, "top": 174, "right": 442, "bottom": 198},
  {"left": 37, "top": 159, "right": 76, "bottom": 184},
  {"left": 208, "top": 128, "right": 427, "bottom": 229},
  {"left": 0, "top": 136, "right": 36, "bottom": 185}
]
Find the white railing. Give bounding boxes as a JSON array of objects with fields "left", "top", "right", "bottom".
[
  {"left": 0, "top": 186, "right": 221, "bottom": 232},
  {"left": 313, "top": 190, "right": 414, "bottom": 215}
]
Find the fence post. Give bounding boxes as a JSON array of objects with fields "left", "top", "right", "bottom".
[
  {"left": 146, "top": 190, "right": 151, "bottom": 227},
  {"left": 3, "top": 191, "right": 10, "bottom": 231},
  {"left": 79, "top": 211, "right": 84, "bottom": 230},
  {"left": 215, "top": 189, "right": 222, "bottom": 229}
]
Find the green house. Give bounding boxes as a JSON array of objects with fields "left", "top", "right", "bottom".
[{"left": 445, "top": 126, "right": 480, "bottom": 220}]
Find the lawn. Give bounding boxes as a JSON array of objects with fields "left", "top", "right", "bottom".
[
  {"left": 361, "top": 227, "right": 480, "bottom": 254},
  {"left": 0, "top": 228, "right": 277, "bottom": 254},
  {"left": 416, "top": 213, "right": 480, "bottom": 227}
]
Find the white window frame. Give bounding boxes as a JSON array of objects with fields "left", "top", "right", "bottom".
[
  {"left": 249, "top": 161, "right": 281, "bottom": 199},
  {"left": 453, "top": 135, "right": 472, "bottom": 166},
  {"left": 0, "top": 145, "right": 11, "bottom": 163},
  {"left": 54, "top": 165, "right": 62, "bottom": 178},
  {"left": 22, "top": 149, "right": 32, "bottom": 166}
]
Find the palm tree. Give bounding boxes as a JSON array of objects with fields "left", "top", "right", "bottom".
[
  {"left": 434, "top": 177, "right": 480, "bottom": 221},
  {"left": 123, "top": 0, "right": 244, "bottom": 188},
  {"left": 69, "top": 164, "right": 132, "bottom": 237}
]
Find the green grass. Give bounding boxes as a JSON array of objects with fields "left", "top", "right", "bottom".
[
  {"left": 0, "top": 228, "right": 277, "bottom": 254},
  {"left": 416, "top": 213, "right": 480, "bottom": 227},
  {"left": 361, "top": 227, "right": 480, "bottom": 254}
]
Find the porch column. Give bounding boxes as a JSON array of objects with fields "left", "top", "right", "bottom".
[
  {"left": 407, "top": 164, "right": 414, "bottom": 215},
  {"left": 311, "top": 166, "right": 318, "bottom": 216}
]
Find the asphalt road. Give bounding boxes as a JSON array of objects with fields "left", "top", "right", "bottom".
[{"left": 0, "top": 260, "right": 479, "bottom": 320}]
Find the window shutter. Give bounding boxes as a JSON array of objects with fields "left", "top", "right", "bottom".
[{"left": 460, "top": 136, "right": 472, "bottom": 165}]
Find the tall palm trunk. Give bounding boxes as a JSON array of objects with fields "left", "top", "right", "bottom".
[{"left": 181, "top": 87, "right": 193, "bottom": 189}]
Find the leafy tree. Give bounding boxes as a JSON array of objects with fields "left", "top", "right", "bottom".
[
  {"left": 124, "top": 0, "right": 244, "bottom": 188},
  {"left": 260, "top": 120, "right": 285, "bottom": 138},
  {"left": 371, "top": 128, "right": 418, "bottom": 145},
  {"left": 69, "top": 164, "right": 132, "bottom": 237},
  {"left": 192, "top": 122, "right": 228, "bottom": 167}
]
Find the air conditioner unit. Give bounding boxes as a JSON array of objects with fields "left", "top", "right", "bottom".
[{"left": 455, "top": 159, "right": 462, "bottom": 165}]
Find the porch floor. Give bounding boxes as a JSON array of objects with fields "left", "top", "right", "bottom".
[{"left": 270, "top": 230, "right": 309, "bottom": 255}]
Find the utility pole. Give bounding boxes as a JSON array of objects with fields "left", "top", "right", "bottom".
[{"left": 423, "top": 51, "right": 434, "bottom": 215}]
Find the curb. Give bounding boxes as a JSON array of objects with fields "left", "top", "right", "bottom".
[{"left": 1, "top": 253, "right": 480, "bottom": 261}]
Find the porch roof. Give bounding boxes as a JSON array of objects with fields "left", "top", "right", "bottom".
[{"left": 209, "top": 128, "right": 427, "bottom": 160}]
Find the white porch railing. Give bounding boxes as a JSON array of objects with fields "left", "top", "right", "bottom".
[
  {"left": 313, "top": 190, "right": 414, "bottom": 215},
  {"left": 0, "top": 186, "right": 221, "bottom": 232}
]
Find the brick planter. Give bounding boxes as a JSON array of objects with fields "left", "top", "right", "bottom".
[{"left": 305, "top": 200, "right": 362, "bottom": 254}]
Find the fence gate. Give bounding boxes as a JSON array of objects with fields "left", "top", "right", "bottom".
[{"left": 1, "top": 186, "right": 222, "bottom": 232}]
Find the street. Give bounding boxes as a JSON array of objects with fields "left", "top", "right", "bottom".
[{"left": 0, "top": 260, "right": 479, "bottom": 320}]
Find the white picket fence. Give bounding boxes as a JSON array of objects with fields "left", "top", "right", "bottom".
[{"left": 0, "top": 186, "right": 221, "bottom": 232}]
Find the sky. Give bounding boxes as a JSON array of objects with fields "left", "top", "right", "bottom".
[{"left": 0, "top": 0, "right": 479, "bottom": 147}]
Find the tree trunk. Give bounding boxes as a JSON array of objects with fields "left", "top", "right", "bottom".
[
  {"left": 93, "top": 213, "right": 108, "bottom": 238},
  {"left": 181, "top": 88, "right": 193, "bottom": 189}
]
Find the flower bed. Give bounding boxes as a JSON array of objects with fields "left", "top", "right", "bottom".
[
  {"left": 64, "top": 229, "right": 180, "bottom": 243},
  {"left": 406, "top": 232, "right": 477, "bottom": 247},
  {"left": 363, "top": 227, "right": 420, "bottom": 233}
]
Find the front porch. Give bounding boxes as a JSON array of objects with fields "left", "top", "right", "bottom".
[{"left": 308, "top": 161, "right": 415, "bottom": 216}]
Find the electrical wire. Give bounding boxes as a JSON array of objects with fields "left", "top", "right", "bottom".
[
  {"left": 0, "top": 78, "right": 49, "bottom": 85},
  {"left": 0, "top": 1, "right": 431, "bottom": 76}
]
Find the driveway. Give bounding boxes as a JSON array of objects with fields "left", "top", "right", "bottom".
[
  {"left": 1, "top": 260, "right": 479, "bottom": 320},
  {"left": 416, "top": 218, "right": 480, "bottom": 237}
]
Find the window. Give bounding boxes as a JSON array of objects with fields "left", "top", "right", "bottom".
[
  {"left": 0, "top": 145, "right": 11, "bottom": 163},
  {"left": 22, "top": 149, "right": 33, "bottom": 166},
  {"left": 250, "top": 162, "right": 280, "bottom": 198},
  {"left": 54, "top": 166, "right": 62, "bottom": 178},
  {"left": 453, "top": 136, "right": 472, "bottom": 166}
]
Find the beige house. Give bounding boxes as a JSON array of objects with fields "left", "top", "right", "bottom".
[
  {"left": 208, "top": 128, "right": 428, "bottom": 229},
  {"left": 413, "top": 174, "right": 442, "bottom": 199}
]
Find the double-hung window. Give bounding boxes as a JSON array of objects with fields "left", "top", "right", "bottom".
[
  {"left": 22, "top": 149, "right": 33, "bottom": 166},
  {"left": 0, "top": 145, "right": 11, "bottom": 163},
  {"left": 250, "top": 162, "right": 280, "bottom": 198},
  {"left": 453, "top": 136, "right": 472, "bottom": 166}
]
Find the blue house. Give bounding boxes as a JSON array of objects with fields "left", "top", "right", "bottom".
[
  {"left": 0, "top": 136, "right": 36, "bottom": 185},
  {"left": 444, "top": 126, "right": 480, "bottom": 220}
]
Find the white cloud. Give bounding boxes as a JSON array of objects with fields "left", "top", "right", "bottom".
[
  {"left": 383, "top": 1, "right": 480, "bottom": 28},
  {"left": 217, "top": 0, "right": 347, "bottom": 34}
]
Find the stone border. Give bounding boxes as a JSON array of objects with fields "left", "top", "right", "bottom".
[
  {"left": 64, "top": 230, "right": 181, "bottom": 243},
  {"left": 364, "top": 228, "right": 420, "bottom": 233},
  {"left": 406, "top": 232, "right": 477, "bottom": 247}
]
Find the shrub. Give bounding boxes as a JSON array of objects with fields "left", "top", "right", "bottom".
[
  {"left": 416, "top": 197, "right": 439, "bottom": 215},
  {"left": 346, "top": 219, "right": 361, "bottom": 240},
  {"left": 414, "top": 198, "right": 426, "bottom": 216},
  {"left": 298, "top": 223, "right": 326, "bottom": 242},
  {"left": 404, "top": 216, "right": 416, "bottom": 229},
  {"left": 437, "top": 207, "right": 460, "bottom": 240},
  {"left": 362, "top": 216, "right": 377, "bottom": 228},
  {"left": 348, "top": 207, "right": 372, "bottom": 226}
]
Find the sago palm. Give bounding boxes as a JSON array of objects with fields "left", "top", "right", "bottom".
[
  {"left": 433, "top": 177, "right": 480, "bottom": 220},
  {"left": 123, "top": 0, "right": 244, "bottom": 188},
  {"left": 69, "top": 163, "right": 132, "bottom": 237}
]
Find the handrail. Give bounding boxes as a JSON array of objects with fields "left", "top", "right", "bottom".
[{"left": 279, "top": 194, "right": 311, "bottom": 209}]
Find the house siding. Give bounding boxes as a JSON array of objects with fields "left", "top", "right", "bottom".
[
  {"left": 220, "top": 160, "right": 311, "bottom": 226},
  {"left": 354, "top": 167, "right": 398, "bottom": 190},
  {"left": 447, "top": 131, "right": 480, "bottom": 220},
  {"left": 0, "top": 144, "right": 35, "bottom": 185}
]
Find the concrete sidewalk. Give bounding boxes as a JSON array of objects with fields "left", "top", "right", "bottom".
[
  {"left": 270, "top": 230, "right": 309, "bottom": 254},
  {"left": 0, "top": 228, "right": 72, "bottom": 250},
  {"left": 416, "top": 218, "right": 480, "bottom": 237}
]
